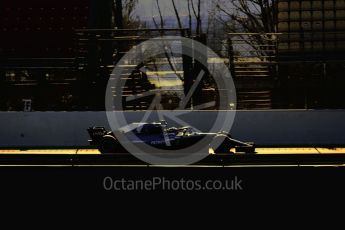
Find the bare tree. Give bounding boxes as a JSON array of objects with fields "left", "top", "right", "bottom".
[
  {"left": 112, "top": 0, "right": 143, "bottom": 29},
  {"left": 152, "top": 0, "right": 165, "bottom": 30},
  {"left": 216, "top": 0, "right": 277, "bottom": 55},
  {"left": 216, "top": 0, "right": 276, "bottom": 33},
  {"left": 122, "top": 0, "right": 141, "bottom": 28},
  {"left": 190, "top": 0, "right": 202, "bottom": 35},
  {"left": 152, "top": 0, "right": 184, "bottom": 81},
  {"left": 171, "top": 0, "right": 184, "bottom": 35},
  {"left": 187, "top": 0, "right": 193, "bottom": 33},
  {"left": 153, "top": 0, "right": 203, "bottom": 37},
  {"left": 152, "top": 0, "right": 207, "bottom": 107}
]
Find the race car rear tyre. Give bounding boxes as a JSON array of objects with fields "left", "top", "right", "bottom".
[{"left": 99, "top": 135, "right": 127, "bottom": 154}]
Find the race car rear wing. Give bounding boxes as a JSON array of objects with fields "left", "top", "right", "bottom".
[{"left": 87, "top": 127, "right": 107, "bottom": 145}]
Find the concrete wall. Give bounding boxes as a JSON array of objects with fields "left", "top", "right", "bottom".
[{"left": 0, "top": 110, "right": 344, "bottom": 147}]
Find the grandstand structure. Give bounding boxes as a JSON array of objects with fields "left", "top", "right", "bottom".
[
  {"left": 0, "top": 0, "right": 113, "bottom": 111},
  {"left": 2, "top": 0, "right": 345, "bottom": 111},
  {"left": 0, "top": 1, "right": 193, "bottom": 111},
  {"left": 276, "top": 0, "right": 345, "bottom": 109},
  {"left": 277, "top": 0, "right": 345, "bottom": 59}
]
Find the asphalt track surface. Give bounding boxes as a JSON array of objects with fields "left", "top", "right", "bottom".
[
  {"left": 0, "top": 148, "right": 344, "bottom": 168},
  {"left": 0, "top": 147, "right": 344, "bottom": 155},
  {"left": 1, "top": 148, "right": 345, "bottom": 196}
]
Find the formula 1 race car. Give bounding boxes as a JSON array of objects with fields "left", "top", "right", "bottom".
[{"left": 87, "top": 121, "right": 255, "bottom": 154}]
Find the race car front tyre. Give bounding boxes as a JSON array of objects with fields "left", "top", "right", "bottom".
[{"left": 212, "top": 134, "right": 233, "bottom": 154}]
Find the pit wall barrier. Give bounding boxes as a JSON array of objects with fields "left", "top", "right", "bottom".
[{"left": 0, "top": 110, "right": 344, "bottom": 147}]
